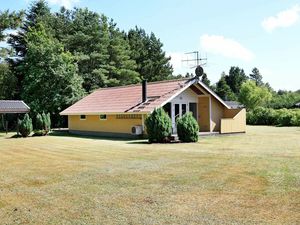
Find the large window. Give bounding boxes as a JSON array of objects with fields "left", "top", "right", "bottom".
[{"left": 80, "top": 115, "right": 86, "bottom": 120}]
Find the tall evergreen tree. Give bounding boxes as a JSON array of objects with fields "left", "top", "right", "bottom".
[
  {"left": 128, "top": 27, "right": 173, "bottom": 81},
  {"left": 107, "top": 21, "right": 140, "bottom": 86},
  {"left": 216, "top": 73, "right": 236, "bottom": 101},
  {"left": 200, "top": 73, "right": 211, "bottom": 87},
  {"left": 250, "top": 67, "right": 263, "bottom": 86},
  {"left": 225, "top": 66, "right": 248, "bottom": 94},
  {"left": 20, "top": 23, "right": 84, "bottom": 126},
  {"left": 56, "top": 8, "right": 111, "bottom": 91},
  {"left": 0, "top": 10, "right": 24, "bottom": 41},
  {"left": 8, "top": 0, "right": 51, "bottom": 99}
]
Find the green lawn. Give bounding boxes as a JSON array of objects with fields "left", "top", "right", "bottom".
[{"left": 0, "top": 126, "right": 299, "bottom": 224}]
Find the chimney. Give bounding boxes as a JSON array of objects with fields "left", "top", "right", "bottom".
[{"left": 142, "top": 80, "right": 147, "bottom": 102}]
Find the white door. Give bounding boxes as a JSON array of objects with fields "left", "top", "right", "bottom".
[{"left": 172, "top": 103, "right": 187, "bottom": 133}]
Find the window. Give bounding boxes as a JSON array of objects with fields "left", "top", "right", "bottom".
[
  {"left": 189, "top": 103, "right": 197, "bottom": 120},
  {"left": 175, "top": 104, "right": 180, "bottom": 120},
  {"left": 163, "top": 102, "right": 171, "bottom": 118},
  {"left": 99, "top": 114, "right": 107, "bottom": 120},
  {"left": 182, "top": 104, "right": 187, "bottom": 115},
  {"left": 80, "top": 115, "right": 86, "bottom": 120}
]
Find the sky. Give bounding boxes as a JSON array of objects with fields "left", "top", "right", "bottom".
[{"left": 1, "top": 0, "right": 300, "bottom": 91}]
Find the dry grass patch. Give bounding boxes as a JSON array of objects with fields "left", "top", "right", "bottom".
[{"left": 0, "top": 126, "right": 299, "bottom": 224}]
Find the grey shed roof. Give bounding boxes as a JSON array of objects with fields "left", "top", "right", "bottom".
[
  {"left": 295, "top": 102, "right": 300, "bottom": 107},
  {"left": 224, "top": 101, "right": 245, "bottom": 109},
  {"left": 0, "top": 100, "right": 30, "bottom": 113}
]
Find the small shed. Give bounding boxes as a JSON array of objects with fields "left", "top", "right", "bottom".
[
  {"left": 295, "top": 102, "right": 300, "bottom": 108},
  {"left": 0, "top": 100, "right": 30, "bottom": 133}
]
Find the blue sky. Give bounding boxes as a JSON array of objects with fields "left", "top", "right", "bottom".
[{"left": 1, "top": 0, "right": 300, "bottom": 91}]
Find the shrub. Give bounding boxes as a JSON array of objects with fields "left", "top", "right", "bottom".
[
  {"left": 145, "top": 108, "right": 172, "bottom": 143},
  {"left": 176, "top": 112, "right": 199, "bottom": 142},
  {"left": 42, "top": 112, "right": 51, "bottom": 134},
  {"left": 291, "top": 111, "right": 300, "bottom": 126},
  {"left": 277, "top": 109, "right": 293, "bottom": 126},
  {"left": 247, "top": 107, "right": 300, "bottom": 127},
  {"left": 35, "top": 113, "right": 44, "bottom": 130},
  {"left": 34, "top": 112, "right": 51, "bottom": 136},
  {"left": 18, "top": 114, "right": 33, "bottom": 137}
]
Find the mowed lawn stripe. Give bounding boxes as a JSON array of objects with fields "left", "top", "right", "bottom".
[{"left": 0, "top": 126, "right": 299, "bottom": 224}]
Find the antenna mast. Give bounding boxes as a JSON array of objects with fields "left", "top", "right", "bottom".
[
  {"left": 182, "top": 51, "right": 208, "bottom": 78},
  {"left": 182, "top": 51, "right": 207, "bottom": 68}
]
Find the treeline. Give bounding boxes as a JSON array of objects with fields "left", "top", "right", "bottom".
[
  {"left": 0, "top": 1, "right": 299, "bottom": 129},
  {"left": 0, "top": 0, "right": 173, "bottom": 127},
  {"left": 201, "top": 66, "right": 300, "bottom": 126}
]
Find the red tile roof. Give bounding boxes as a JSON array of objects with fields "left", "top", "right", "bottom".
[
  {"left": 60, "top": 78, "right": 230, "bottom": 115},
  {"left": 60, "top": 79, "right": 191, "bottom": 115}
]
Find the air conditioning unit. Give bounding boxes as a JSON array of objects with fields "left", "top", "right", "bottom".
[{"left": 131, "top": 125, "right": 143, "bottom": 135}]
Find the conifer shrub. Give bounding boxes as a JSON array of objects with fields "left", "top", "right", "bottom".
[
  {"left": 176, "top": 112, "right": 199, "bottom": 142},
  {"left": 145, "top": 108, "right": 172, "bottom": 143},
  {"left": 34, "top": 113, "right": 45, "bottom": 136},
  {"left": 34, "top": 112, "right": 51, "bottom": 136},
  {"left": 19, "top": 114, "right": 33, "bottom": 137},
  {"left": 36, "top": 113, "right": 44, "bottom": 130}
]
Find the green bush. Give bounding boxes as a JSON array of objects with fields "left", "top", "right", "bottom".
[
  {"left": 34, "top": 112, "right": 51, "bottom": 136},
  {"left": 291, "top": 112, "right": 300, "bottom": 126},
  {"left": 18, "top": 114, "right": 33, "bottom": 137},
  {"left": 35, "top": 113, "right": 44, "bottom": 130},
  {"left": 42, "top": 112, "right": 51, "bottom": 134},
  {"left": 247, "top": 107, "right": 300, "bottom": 126},
  {"left": 145, "top": 108, "right": 172, "bottom": 143},
  {"left": 277, "top": 109, "right": 293, "bottom": 126},
  {"left": 176, "top": 112, "right": 199, "bottom": 142}
]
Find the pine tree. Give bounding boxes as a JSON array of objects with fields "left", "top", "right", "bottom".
[
  {"left": 225, "top": 66, "right": 248, "bottom": 94},
  {"left": 250, "top": 67, "right": 263, "bottom": 86},
  {"left": 0, "top": 10, "right": 24, "bottom": 41},
  {"left": 216, "top": 73, "right": 236, "bottom": 101},
  {"left": 128, "top": 27, "right": 173, "bottom": 81},
  {"left": 107, "top": 21, "right": 140, "bottom": 86},
  {"left": 200, "top": 73, "right": 211, "bottom": 87},
  {"left": 8, "top": 0, "right": 51, "bottom": 99}
]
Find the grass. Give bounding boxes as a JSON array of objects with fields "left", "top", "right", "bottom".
[{"left": 0, "top": 126, "right": 299, "bottom": 224}]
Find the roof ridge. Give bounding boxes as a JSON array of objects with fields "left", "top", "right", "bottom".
[{"left": 95, "top": 78, "right": 190, "bottom": 91}]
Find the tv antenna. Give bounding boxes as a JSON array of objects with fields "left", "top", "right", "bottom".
[{"left": 182, "top": 51, "right": 207, "bottom": 78}]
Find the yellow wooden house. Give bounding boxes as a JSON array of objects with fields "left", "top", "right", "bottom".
[{"left": 60, "top": 78, "right": 246, "bottom": 137}]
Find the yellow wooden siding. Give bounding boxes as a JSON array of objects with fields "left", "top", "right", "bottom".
[
  {"left": 211, "top": 97, "right": 224, "bottom": 132},
  {"left": 68, "top": 115, "right": 145, "bottom": 134},
  {"left": 220, "top": 108, "right": 246, "bottom": 134},
  {"left": 198, "top": 96, "right": 210, "bottom": 132}
]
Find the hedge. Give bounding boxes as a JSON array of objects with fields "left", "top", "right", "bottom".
[{"left": 247, "top": 107, "right": 300, "bottom": 126}]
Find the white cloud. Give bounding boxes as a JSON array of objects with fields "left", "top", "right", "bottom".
[
  {"left": 168, "top": 52, "right": 185, "bottom": 70},
  {"left": 167, "top": 52, "right": 198, "bottom": 75},
  {"left": 47, "top": 0, "right": 79, "bottom": 9},
  {"left": 262, "top": 5, "right": 300, "bottom": 32},
  {"left": 200, "top": 34, "right": 254, "bottom": 62}
]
